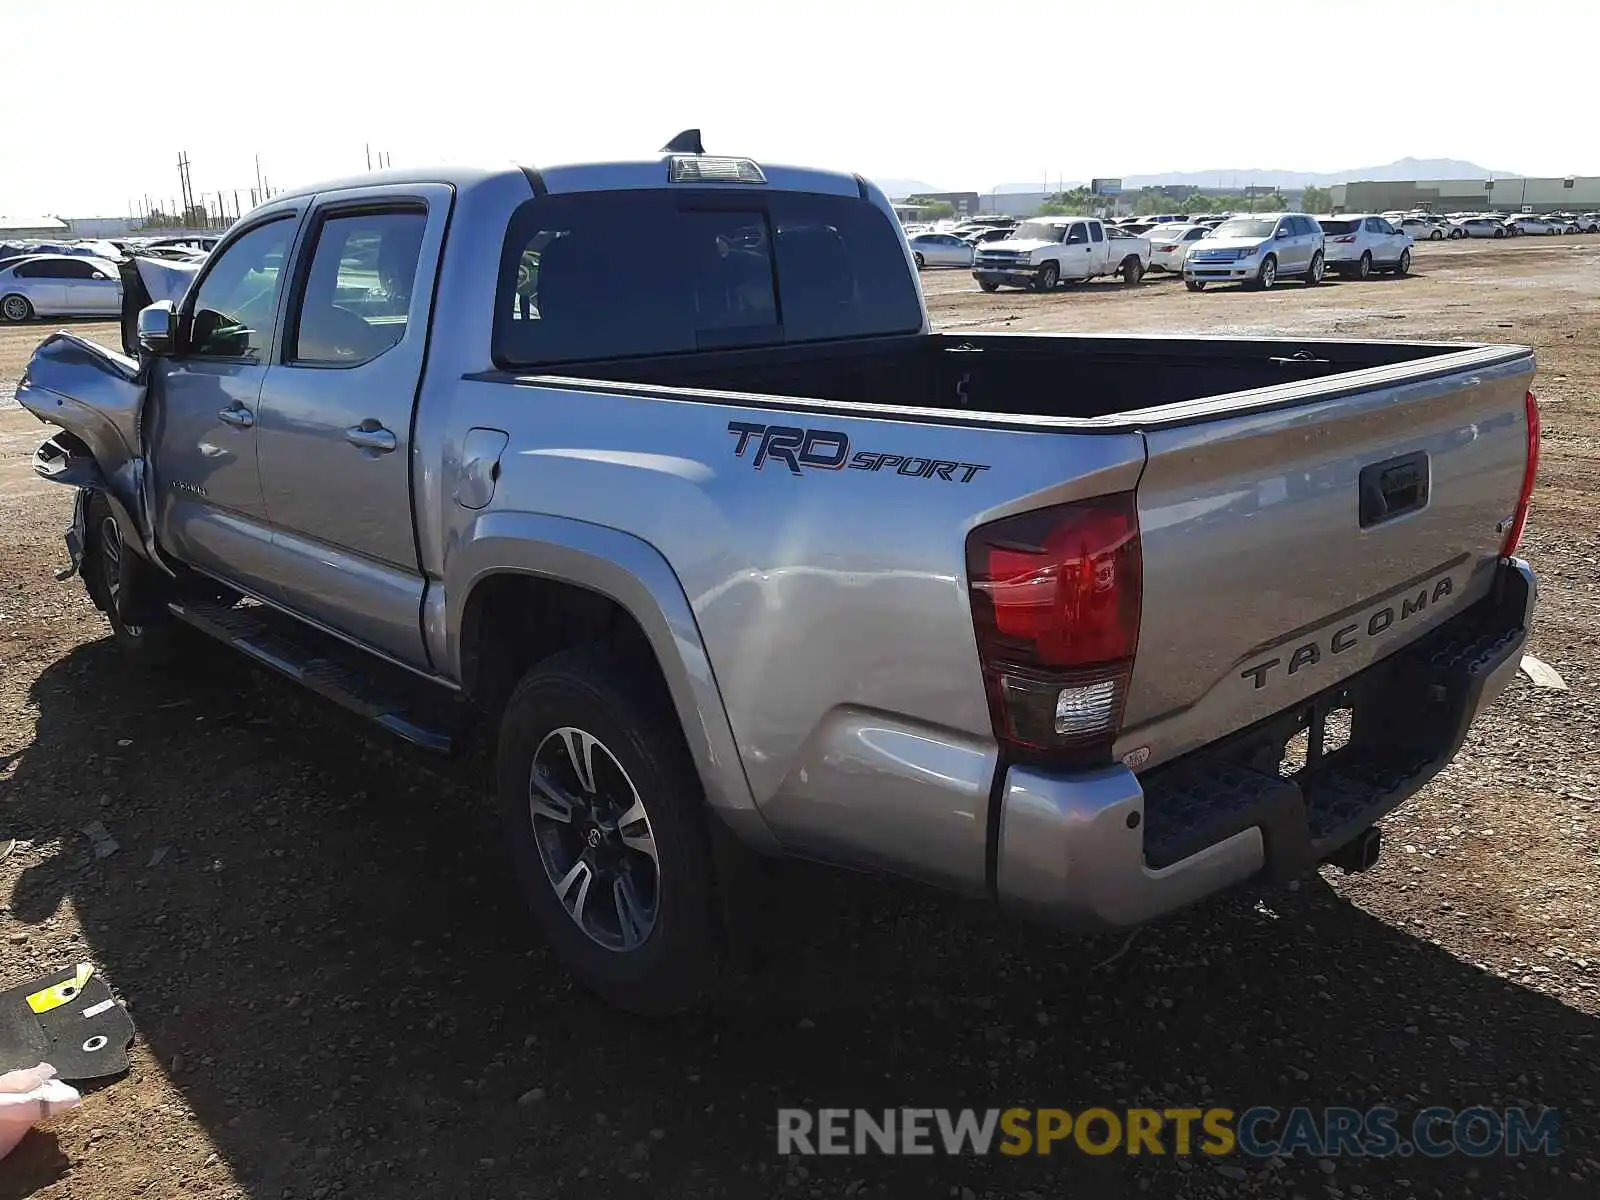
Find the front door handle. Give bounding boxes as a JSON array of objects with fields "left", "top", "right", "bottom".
[
  {"left": 345, "top": 422, "right": 397, "bottom": 454},
  {"left": 217, "top": 405, "right": 254, "bottom": 429}
]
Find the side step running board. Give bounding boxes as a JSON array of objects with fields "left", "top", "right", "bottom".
[{"left": 167, "top": 598, "right": 461, "bottom": 754}]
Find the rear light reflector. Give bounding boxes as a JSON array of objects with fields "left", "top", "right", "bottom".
[
  {"left": 966, "top": 494, "right": 1142, "bottom": 764},
  {"left": 1500, "top": 389, "right": 1541, "bottom": 557}
]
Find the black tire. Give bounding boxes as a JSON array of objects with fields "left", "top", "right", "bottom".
[
  {"left": 1356, "top": 251, "right": 1372, "bottom": 281},
  {"left": 1494, "top": 227, "right": 1505, "bottom": 238},
  {"left": 978, "top": 280, "right": 999, "bottom": 293},
  {"left": 1184, "top": 278, "right": 1205, "bottom": 292},
  {"left": 1254, "top": 255, "right": 1278, "bottom": 290},
  {"left": 913, "top": 252, "right": 925, "bottom": 269},
  {"left": 84, "top": 492, "right": 179, "bottom": 662},
  {"left": 1395, "top": 248, "right": 1411, "bottom": 277},
  {"left": 1033, "top": 262, "right": 1059, "bottom": 292},
  {"left": 1121, "top": 257, "right": 1144, "bottom": 286},
  {"left": 496, "top": 646, "right": 721, "bottom": 1015},
  {"left": 1450, "top": 228, "right": 1464, "bottom": 239},
  {"left": 1304, "top": 251, "right": 1325, "bottom": 285},
  {"left": 1, "top": 294, "right": 33, "bottom": 323}
]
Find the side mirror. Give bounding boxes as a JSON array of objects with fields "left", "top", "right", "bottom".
[{"left": 137, "top": 300, "right": 177, "bottom": 357}]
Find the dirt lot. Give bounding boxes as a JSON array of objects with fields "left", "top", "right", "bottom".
[{"left": 1, "top": 237, "right": 1598, "bottom": 1199}]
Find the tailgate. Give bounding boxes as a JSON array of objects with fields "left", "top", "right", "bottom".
[{"left": 1119, "top": 346, "right": 1534, "bottom": 771}]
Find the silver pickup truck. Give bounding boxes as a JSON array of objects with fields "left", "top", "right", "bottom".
[{"left": 17, "top": 134, "right": 1541, "bottom": 1013}]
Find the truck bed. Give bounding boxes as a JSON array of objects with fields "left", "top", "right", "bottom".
[{"left": 548, "top": 331, "right": 1480, "bottom": 423}]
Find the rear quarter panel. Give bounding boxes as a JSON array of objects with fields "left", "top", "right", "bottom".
[{"left": 435, "top": 377, "right": 1145, "bottom": 890}]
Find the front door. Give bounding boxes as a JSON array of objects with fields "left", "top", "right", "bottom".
[
  {"left": 1063, "top": 221, "right": 1094, "bottom": 279},
  {"left": 254, "top": 189, "right": 447, "bottom": 667},
  {"left": 66, "top": 261, "right": 122, "bottom": 314},
  {"left": 148, "top": 213, "right": 303, "bottom": 597}
]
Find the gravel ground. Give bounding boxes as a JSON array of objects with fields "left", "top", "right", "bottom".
[{"left": 1, "top": 237, "right": 1598, "bottom": 1199}]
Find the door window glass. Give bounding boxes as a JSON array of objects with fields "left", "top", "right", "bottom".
[
  {"left": 1089, "top": 222, "right": 1104, "bottom": 243},
  {"left": 1065, "top": 224, "right": 1088, "bottom": 245},
  {"left": 189, "top": 219, "right": 296, "bottom": 358},
  {"left": 291, "top": 209, "right": 427, "bottom": 365},
  {"left": 15, "top": 258, "right": 70, "bottom": 278}
]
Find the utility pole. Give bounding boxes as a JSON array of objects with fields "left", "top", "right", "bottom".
[{"left": 366, "top": 143, "right": 372, "bottom": 170}]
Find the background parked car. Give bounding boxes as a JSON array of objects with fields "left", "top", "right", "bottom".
[
  {"left": 1317, "top": 215, "right": 1412, "bottom": 279},
  {"left": 1503, "top": 215, "right": 1556, "bottom": 236},
  {"left": 1147, "top": 224, "right": 1210, "bottom": 272},
  {"left": 1395, "top": 215, "right": 1445, "bottom": 241},
  {"left": 907, "top": 231, "right": 975, "bottom": 268},
  {"left": 1183, "top": 213, "right": 1325, "bottom": 291},
  {"left": 1579, "top": 213, "right": 1600, "bottom": 233},
  {"left": 1446, "top": 219, "right": 1504, "bottom": 240},
  {"left": 0, "top": 255, "right": 123, "bottom": 321},
  {"left": 1546, "top": 215, "right": 1580, "bottom": 235}
]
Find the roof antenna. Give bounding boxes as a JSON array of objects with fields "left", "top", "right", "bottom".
[{"left": 661, "top": 129, "right": 705, "bottom": 155}]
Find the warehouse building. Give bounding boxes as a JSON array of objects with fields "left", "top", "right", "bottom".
[{"left": 1331, "top": 176, "right": 1600, "bottom": 214}]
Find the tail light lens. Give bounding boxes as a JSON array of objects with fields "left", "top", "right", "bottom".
[
  {"left": 1500, "top": 389, "right": 1541, "bottom": 557},
  {"left": 966, "top": 494, "right": 1142, "bottom": 764},
  {"left": 1158, "top": 244, "right": 1178, "bottom": 253},
  {"left": 1332, "top": 235, "right": 1357, "bottom": 243}
]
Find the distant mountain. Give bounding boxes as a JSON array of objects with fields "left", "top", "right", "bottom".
[
  {"left": 975, "top": 159, "right": 1515, "bottom": 195},
  {"left": 1119, "top": 157, "right": 1516, "bottom": 190}
]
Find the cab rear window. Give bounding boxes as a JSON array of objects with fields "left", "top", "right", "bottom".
[{"left": 494, "top": 189, "right": 923, "bottom": 367}]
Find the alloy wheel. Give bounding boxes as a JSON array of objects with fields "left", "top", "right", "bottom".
[{"left": 529, "top": 726, "right": 660, "bottom": 952}]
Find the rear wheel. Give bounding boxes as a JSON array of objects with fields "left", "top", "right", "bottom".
[
  {"left": 496, "top": 646, "right": 723, "bottom": 1014},
  {"left": 1121, "top": 257, "right": 1144, "bottom": 286},
  {"left": 1254, "top": 255, "right": 1278, "bottom": 290},
  {"left": 1494, "top": 227, "right": 1505, "bottom": 238},
  {"left": 1033, "top": 262, "right": 1060, "bottom": 292},
  {"left": 1394, "top": 247, "right": 1411, "bottom": 276},
  {"left": 1431, "top": 229, "right": 1444, "bottom": 240},
  {"left": 1, "top": 294, "right": 33, "bottom": 323},
  {"left": 1450, "top": 227, "right": 1464, "bottom": 239},
  {"left": 1356, "top": 251, "right": 1372, "bottom": 280},
  {"left": 913, "top": 252, "right": 925, "bottom": 269},
  {"left": 1304, "top": 251, "right": 1325, "bottom": 285}
]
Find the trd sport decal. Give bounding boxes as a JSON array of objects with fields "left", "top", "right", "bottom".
[{"left": 727, "top": 421, "right": 990, "bottom": 482}]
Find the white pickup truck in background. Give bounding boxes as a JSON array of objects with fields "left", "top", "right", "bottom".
[{"left": 972, "top": 216, "right": 1150, "bottom": 292}]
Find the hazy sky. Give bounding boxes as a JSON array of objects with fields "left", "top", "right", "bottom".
[{"left": 5, "top": 0, "right": 1597, "bottom": 217}]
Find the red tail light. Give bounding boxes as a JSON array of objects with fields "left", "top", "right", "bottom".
[
  {"left": 1500, "top": 389, "right": 1541, "bottom": 557},
  {"left": 1332, "top": 235, "right": 1357, "bottom": 243},
  {"left": 1158, "top": 244, "right": 1178, "bottom": 253},
  {"left": 966, "top": 494, "right": 1142, "bottom": 764}
]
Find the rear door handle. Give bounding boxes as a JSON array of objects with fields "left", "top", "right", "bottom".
[
  {"left": 216, "top": 405, "right": 254, "bottom": 429},
  {"left": 345, "top": 422, "right": 397, "bottom": 454}
]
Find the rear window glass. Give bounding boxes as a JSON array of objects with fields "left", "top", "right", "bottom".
[
  {"left": 1318, "top": 219, "right": 1358, "bottom": 234},
  {"left": 494, "top": 190, "right": 923, "bottom": 367}
]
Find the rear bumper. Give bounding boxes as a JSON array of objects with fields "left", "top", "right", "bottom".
[{"left": 994, "top": 559, "right": 1535, "bottom": 929}]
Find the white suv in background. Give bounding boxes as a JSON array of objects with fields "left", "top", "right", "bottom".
[{"left": 1317, "top": 215, "right": 1413, "bottom": 280}]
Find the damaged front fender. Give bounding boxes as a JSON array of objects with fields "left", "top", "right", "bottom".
[{"left": 17, "top": 331, "right": 165, "bottom": 573}]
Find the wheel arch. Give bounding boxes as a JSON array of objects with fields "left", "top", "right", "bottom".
[{"left": 445, "top": 511, "right": 777, "bottom": 852}]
